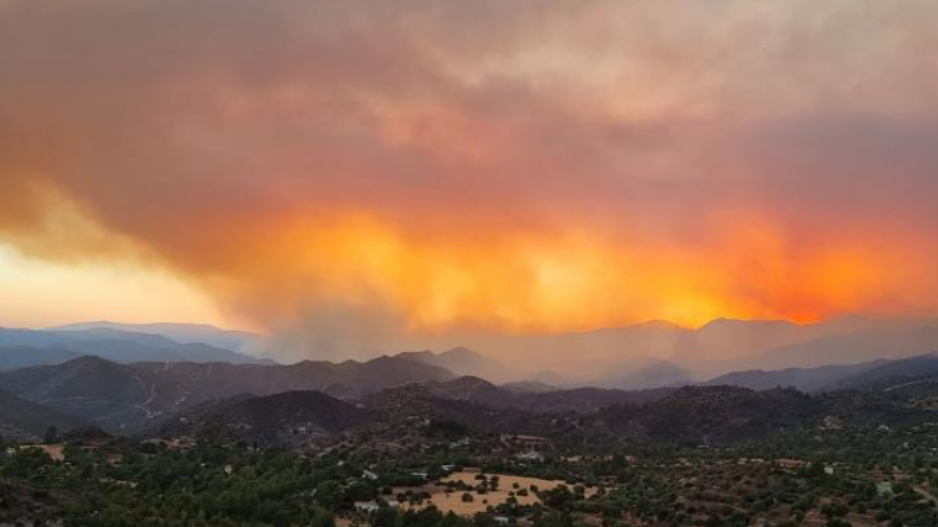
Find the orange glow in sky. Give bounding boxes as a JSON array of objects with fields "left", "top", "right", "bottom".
[{"left": 2, "top": 0, "right": 938, "bottom": 352}]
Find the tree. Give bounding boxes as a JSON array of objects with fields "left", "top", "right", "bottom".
[
  {"left": 373, "top": 506, "right": 397, "bottom": 527},
  {"left": 316, "top": 480, "right": 343, "bottom": 511},
  {"left": 44, "top": 426, "right": 58, "bottom": 444},
  {"left": 345, "top": 481, "right": 378, "bottom": 503}
]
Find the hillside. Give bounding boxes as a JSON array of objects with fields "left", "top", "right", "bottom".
[
  {"left": 361, "top": 381, "right": 934, "bottom": 446},
  {"left": 160, "top": 391, "right": 372, "bottom": 446},
  {"left": 396, "top": 347, "right": 523, "bottom": 383},
  {"left": 0, "top": 389, "right": 83, "bottom": 442},
  {"left": 132, "top": 355, "right": 457, "bottom": 400},
  {"left": 825, "top": 353, "right": 938, "bottom": 391},
  {"left": 597, "top": 386, "right": 822, "bottom": 445},
  {"left": 515, "top": 386, "right": 675, "bottom": 413},
  {"left": 0, "top": 346, "right": 83, "bottom": 371},
  {"left": 396, "top": 376, "right": 675, "bottom": 414},
  {"left": 703, "top": 360, "right": 885, "bottom": 392},
  {"left": 0, "top": 355, "right": 456, "bottom": 433},
  {"left": 0, "top": 356, "right": 187, "bottom": 432}
]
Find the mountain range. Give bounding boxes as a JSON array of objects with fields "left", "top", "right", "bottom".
[
  {"left": 5, "top": 346, "right": 938, "bottom": 447},
  {"left": 704, "top": 352, "right": 938, "bottom": 393},
  {"left": 0, "top": 326, "right": 269, "bottom": 369},
  {"left": 395, "top": 346, "right": 523, "bottom": 383},
  {"left": 702, "top": 361, "right": 886, "bottom": 392},
  {"left": 0, "top": 346, "right": 84, "bottom": 371},
  {"left": 157, "top": 368, "right": 938, "bottom": 448},
  {"left": 50, "top": 321, "right": 263, "bottom": 354},
  {"left": 8, "top": 316, "right": 938, "bottom": 385},
  {"left": 0, "top": 354, "right": 454, "bottom": 432},
  {"left": 4, "top": 316, "right": 938, "bottom": 444},
  {"left": 0, "top": 353, "right": 675, "bottom": 434},
  {"left": 431, "top": 315, "right": 938, "bottom": 381}
]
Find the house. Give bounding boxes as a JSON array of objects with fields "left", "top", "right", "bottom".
[{"left": 876, "top": 482, "right": 893, "bottom": 496}]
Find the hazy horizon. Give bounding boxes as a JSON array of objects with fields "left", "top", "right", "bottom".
[{"left": 4, "top": 313, "right": 938, "bottom": 384}]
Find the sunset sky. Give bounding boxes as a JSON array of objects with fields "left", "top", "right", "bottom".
[{"left": 2, "top": 0, "right": 938, "bottom": 354}]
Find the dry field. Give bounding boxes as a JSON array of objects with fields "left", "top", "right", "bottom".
[{"left": 402, "top": 469, "right": 592, "bottom": 516}]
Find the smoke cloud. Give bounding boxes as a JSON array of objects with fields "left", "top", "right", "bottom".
[{"left": 2, "top": 0, "right": 938, "bottom": 358}]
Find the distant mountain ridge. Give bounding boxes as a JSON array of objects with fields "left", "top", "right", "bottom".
[
  {"left": 50, "top": 321, "right": 263, "bottom": 354},
  {"left": 733, "top": 327, "right": 938, "bottom": 371},
  {"left": 22, "top": 316, "right": 938, "bottom": 384},
  {"left": 0, "top": 354, "right": 455, "bottom": 432},
  {"left": 395, "top": 347, "right": 523, "bottom": 383},
  {"left": 592, "top": 360, "right": 694, "bottom": 390},
  {"left": 7, "top": 316, "right": 938, "bottom": 440},
  {"left": 823, "top": 352, "right": 938, "bottom": 391},
  {"left": 438, "top": 315, "right": 938, "bottom": 381},
  {"left": 702, "top": 352, "right": 938, "bottom": 393},
  {"left": 702, "top": 361, "right": 887, "bottom": 392},
  {"left": 0, "top": 326, "right": 269, "bottom": 366},
  {"left": 0, "top": 346, "right": 83, "bottom": 371}
]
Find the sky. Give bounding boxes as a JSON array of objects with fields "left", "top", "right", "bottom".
[{"left": 2, "top": 0, "right": 938, "bottom": 357}]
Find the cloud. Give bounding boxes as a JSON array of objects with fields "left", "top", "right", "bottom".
[{"left": 1, "top": 0, "right": 938, "bottom": 357}]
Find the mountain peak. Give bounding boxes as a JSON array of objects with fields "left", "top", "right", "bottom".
[
  {"left": 633, "top": 320, "right": 683, "bottom": 330},
  {"left": 64, "top": 354, "right": 118, "bottom": 368},
  {"left": 394, "top": 346, "right": 522, "bottom": 383},
  {"left": 699, "top": 317, "right": 744, "bottom": 330},
  {"left": 394, "top": 350, "right": 436, "bottom": 361},
  {"left": 441, "top": 346, "right": 481, "bottom": 358},
  {"left": 47, "top": 321, "right": 263, "bottom": 355},
  {"left": 699, "top": 317, "right": 799, "bottom": 331}
]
